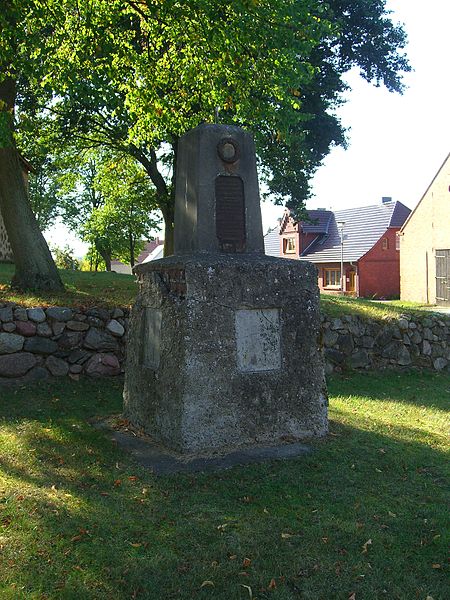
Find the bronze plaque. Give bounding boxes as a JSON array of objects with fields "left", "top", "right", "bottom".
[{"left": 215, "top": 175, "right": 246, "bottom": 252}]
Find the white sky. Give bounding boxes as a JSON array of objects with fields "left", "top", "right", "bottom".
[{"left": 46, "top": 0, "right": 450, "bottom": 256}]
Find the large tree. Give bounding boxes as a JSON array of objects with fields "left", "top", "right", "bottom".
[
  {"left": 4, "top": 0, "right": 410, "bottom": 263},
  {"left": 0, "top": 2, "right": 63, "bottom": 290}
]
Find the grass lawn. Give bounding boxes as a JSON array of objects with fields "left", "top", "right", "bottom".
[
  {"left": 0, "top": 263, "right": 137, "bottom": 308},
  {"left": 0, "top": 263, "right": 432, "bottom": 319},
  {"left": 0, "top": 372, "right": 448, "bottom": 599}
]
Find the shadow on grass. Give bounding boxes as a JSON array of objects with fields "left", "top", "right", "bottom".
[{"left": 0, "top": 375, "right": 448, "bottom": 599}]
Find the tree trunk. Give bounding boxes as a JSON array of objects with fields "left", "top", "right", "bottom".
[
  {"left": 129, "top": 230, "right": 135, "bottom": 267},
  {"left": 0, "top": 77, "right": 63, "bottom": 291}
]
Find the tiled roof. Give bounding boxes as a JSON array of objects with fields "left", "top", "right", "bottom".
[
  {"left": 299, "top": 200, "right": 411, "bottom": 263},
  {"left": 301, "top": 210, "right": 333, "bottom": 234},
  {"left": 264, "top": 227, "right": 281, "bottom": 257}
]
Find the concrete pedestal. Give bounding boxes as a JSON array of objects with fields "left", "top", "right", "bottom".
[{"left": 124, "top": 254, "right": 327, "bottom": 454}]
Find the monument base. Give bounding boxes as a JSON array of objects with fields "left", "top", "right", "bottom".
[{"left": 124, "top": 254, "right": 328, "bottom": 454}]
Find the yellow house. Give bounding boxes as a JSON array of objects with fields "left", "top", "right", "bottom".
[{"left": 399, "top": 153, "right": 450, "bottom": 305}]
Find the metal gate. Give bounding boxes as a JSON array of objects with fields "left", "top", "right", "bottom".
[{"left": 436, "top": 249, "right": 450, "bottom": 306}]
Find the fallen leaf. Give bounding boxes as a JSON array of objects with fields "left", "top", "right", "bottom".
[
  {"left": 349, "top": 593, "right": 356, "bottom": 600},
  {"left": 200, "top": 580, "right": 214, "bottom": 588},
  {"left": 388, "top": 511, "right": 396, "bottom": 517},
  {"left": 211, "top": 561, "right": 219, "bottom": 567},
  {"left": 268, "top": 578, "right": 277, "bottom": 590},
  {"left": 229, "top": 555, "right": 237, "bottom": 560},
  {"left": 128, "top": 476, "right": 138, "bottom": 482},
  {"left": 130, "top": 543, "right": 142, "bottom": 548},
  {"left": 431, "top": 563, "right": 441, "bottom": 569},
  {"left": 114, "top": 480, "right": 122, "bottom": 487},
  {"left": 281, "top": 533, "right": 293, "bottom": 539},
  {"left": 243, "top": 557, "right": 251, "bottom": 568},
  {"left": 240, "top": 584, "right": 253, "bottom": 599},
  {"left": 71, "top": 535, "right": 83, "bottom": 543},
  {"left": 362, "top": 539, "right": 372, "bottom": 554}
]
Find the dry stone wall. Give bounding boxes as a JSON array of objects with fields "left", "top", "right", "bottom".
[
  {"left": 0, "top": 303, "right": 128, "bottom": 384},
  {"left": 0, "top": 300, "right": 448, "bottom": 384},
  {"left": 322, "top": 313, "right": 450, "bottom": 375}
]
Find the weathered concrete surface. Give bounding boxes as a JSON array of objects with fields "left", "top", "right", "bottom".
[
  {"left": 173, "top": 124, "right": 264, "bottom": 255},
  {"left": 94, "top": 418, "right": 312, "bottom": 475},
  {"left": 124, "top": 254, "right": 328, "bottom": 454}
]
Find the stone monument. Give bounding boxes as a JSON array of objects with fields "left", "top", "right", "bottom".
[{"left": 124, "top": 124, "right": 327, "bottom": 454}]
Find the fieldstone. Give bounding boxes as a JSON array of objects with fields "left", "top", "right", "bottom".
[
  {"left": 37, "top": 322, "right": 53, "bottom": 337},
  {"left": 408, "top": 322, "right": 417, "bottom": 329},
  {"left": 52, "top": 321, "right": 66, "bottom": 336},
  {"left": 24, "top": 337, "right": 58, "bottom": 354},
  {"left": 382, "top": 341, "right": 402, "bottom": 360},
  {"left": 68, "top": 348, "right": 92, "bottom": 364},
  {"left": 376, "top": 330, "right": 393, "bottom": 347},
  {"left": 85, "top": 353, "right": 121, "bottom": 376},
  {"left": 402, "top": 334, "right": 411, "bottom": 345},
  {"left": 73, "top": 313, "right": 87, "bottom": 322},
  {"left": 66, "top": 320, "right": 90, "bottom": 332},
  {"left": 423, "top": 327, "right": 434, "bottom": 341},
  {"left": 86, "top": 308, "right": 110, "bottom": 322},
  {"left": 397, "top": 346, "right": 412, "bottom": 366},
  {"left": 58, "top": 331, "right": 83, "bottom": 350},
  {"left": 324, "top": 348, "right": 345, "bottom": 365},
  {"left": 433, "top": 357, "right": 448, "bottom": 371},
  {"left": 45, "top": 355, "right": 69, "bottom": 377},
  {"left": 14, "top": 308, "right": 28, "bottom": 321},
  {"left": 86, "top": 316, "right": 104, "bottom": 328},
  {"left": 0, "top": 307, "right": 13, "bottom": 322},
  {"left": 361, "top": 335, "right": 375, "bottom": 349},
  {"left": 0, "top": 333, "right": 25, "bottom": 354},
  {"left": 350, "top": 349, "right": 370, "bottom": 369},
  {"left": 411, "top": 330, "right": 422, "bottom": 344},
  {"left": 322, "top": 329, "right": 338, "bottom": 347},
  {"left": 0, "top": 352, "right": 36, "bottom": 377},
  {"left": 337, "top": 334, "right": 354, "bottom": 355},
  {"left": 398, "top": 318, "right": 409, "bottom": 330},
  {"left": 324, "top": 362, "right": 334, "bottom": 376},
  {"left": 46, "top": 307, "right": 73, "bottom": 322},
  {"left": 23, "top": 366, "right": 49, "bottom": 382},
  {"left": 422, "top": 340, "right": 432, "bottom": 356},
  {"left": 84, "top": 328, "right": 117, "bottom": 352},
  {"left": 2, "top": 322, "right": 16, "bottom": 333},
  {"left": 27, "top": 308, "right": 46, "bottom": 323},
  {"left": 106, "top": 319, "right": 125, "bottom": 337},
  {"left": 330, "top": 318, "right": 345, "bottom": 330},
  {"left": 15, "top": 320, "right": 37, "bottom": 337},
  {"left": 112, "top": 308, "right": 124, "bottom": 319},
  {"left": 69, "top": 364, "right": 83, "bottom": 374}
]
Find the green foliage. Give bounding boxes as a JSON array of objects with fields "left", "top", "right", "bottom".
[
  {"left": 51, "top": 244, "right": 79, "bottom": 270},
  {"left": 1, "top": 0, "right": 410, "bottom": 229}
]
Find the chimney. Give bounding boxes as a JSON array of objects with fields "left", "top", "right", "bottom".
[{"left": 381, "top": 196, "right": 392, "bottom": 204}]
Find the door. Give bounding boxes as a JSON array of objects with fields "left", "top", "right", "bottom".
[
  {"left": 347, "top": 271, "right": 356, "bottom": 294},
  {"left": 435, "top": 250, "right": 450, "bottom": 306}
]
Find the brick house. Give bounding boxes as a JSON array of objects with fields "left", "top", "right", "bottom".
[
  {"left": 399, "top": 153, "right": 450, "bottom": 305},
  {"left": 265, "top": 198, "right": 411, "bottom": 298},
  {"left": 111, "top": 237, "right": 164, "bottom": 274}
]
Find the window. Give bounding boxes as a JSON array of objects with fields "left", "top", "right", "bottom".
[
  {"left": 395, "top": 235, "right": 400, "bottom": 251},
  {"left": 324, "top": 268, "right": 341, "bottom": 287},
  {"left": 283, "top": 237, "right": 296, "bottom": 254},
  {"left": 382, "top": 238, "right": 389, "bottom": 250}
]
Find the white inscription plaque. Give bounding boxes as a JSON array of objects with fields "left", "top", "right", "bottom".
[{"left": 235, "top": 308, "right": 281, "bottom": 373}]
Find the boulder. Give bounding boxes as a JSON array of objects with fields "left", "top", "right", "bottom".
[
  {"left": 106, "top": 319, "right": 125, "bottom": 337},
  {"left": 14, "top": 308, "right": 28, "bottom": 321},
  {"left": 52, "top": 322, "right": 66, "bottom": 336},
  {"left": 0, "top": 333, "right": 25, "bottom": 354},
  {"left": 2, "top": 322, "right": 16, "bottom": 333},
  {"left": 15, "top": 320, "right": 37, "bottom": 337},
  {"left": 24, "top": 337, "right": 58, "bottom": 355},
  {"left": 0, "top": 352, "right": 36, "bottom": 377},
  {"left": 85, "top": 353, "right": 121, "bottom": 376},
  {"left": 66, "top": 320, "right": 90, "bottom": 332},
  {"left": 27, "top": 308, "right": 46, "bottom": 323},
  {"left": 46, "top": 307, "right": 73, "bottom": 322},
  {"left": 0, "top": 307, "right": 13, "bottom": 322},
  {"left": 84, "top": 328, "right": 117, "bottom": 352},
  {"left": 45, "top": 356, "right": 69, "bottom": 377},
  {"left": 57, "top": 331, "right": 83, "bottom": 350},
  {"left": 36, "top": 322, "right": 53, "bottom": 337}
]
